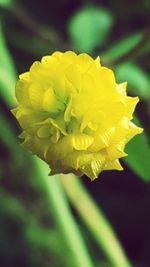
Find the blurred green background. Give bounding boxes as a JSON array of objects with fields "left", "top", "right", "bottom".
[{"left": 0, "top": 0, "right": 150, "bottom": 267}]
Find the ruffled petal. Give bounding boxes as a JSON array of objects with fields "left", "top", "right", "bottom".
[{"left": 104, "top": 159, "right": 123, "bottom": 171}]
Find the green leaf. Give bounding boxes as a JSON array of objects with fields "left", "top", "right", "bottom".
[
  {"left": 0, "top": 0, "right": 12, "bottom": 8},
  {"left": 123, "top": 116, "right": 150, "bottom": 182},
  {"left": 68, "top": 6, "right": 113, "bottom": 53},
  {"left": 102, "top": 32, "right": 143, "bottom": 63},
  {"left": 115, "top": 62, "right": 150, "bottom": 101},
  {"left": 0, "top": 21, "right": 17, "bottom": 105}
]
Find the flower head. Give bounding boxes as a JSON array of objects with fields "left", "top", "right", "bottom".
[{"left": 12, "top": 51, "right": 143, "bottom": 180}]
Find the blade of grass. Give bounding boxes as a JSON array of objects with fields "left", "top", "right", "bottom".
[
  {"left": 61, "top": 174, "right": 132, "bottom": 267},
  {"left": 0, "top": 21, "right": 17, "bottom": 105},
  {"left": 102, "top": 29, "right": 150, "bottom": 66}
]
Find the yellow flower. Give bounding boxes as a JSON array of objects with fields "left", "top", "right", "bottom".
[{"left": 12, "top": 51, "right": 143, "bottom": 180}]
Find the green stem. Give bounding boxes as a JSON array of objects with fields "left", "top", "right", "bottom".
[
  {"left": 33, "top": 159, "right": 95, "bottom": 267},
  {"left": 0, "top": 21, "right": 17, "bottom": 106},
  {"left": 61, "top": 174, "right": 132, "bottom": 267}
]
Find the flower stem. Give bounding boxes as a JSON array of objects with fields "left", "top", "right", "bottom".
[
  {"left": 61, "top": 174, "right": 132, "bottom": 267},
  {"left": 34, "top": 159, "right": 95, "bottom": 267}
]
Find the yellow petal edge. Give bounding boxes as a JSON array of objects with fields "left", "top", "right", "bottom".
[{"left": 12, "top": 51, "right": 143, "bottom": 180}]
